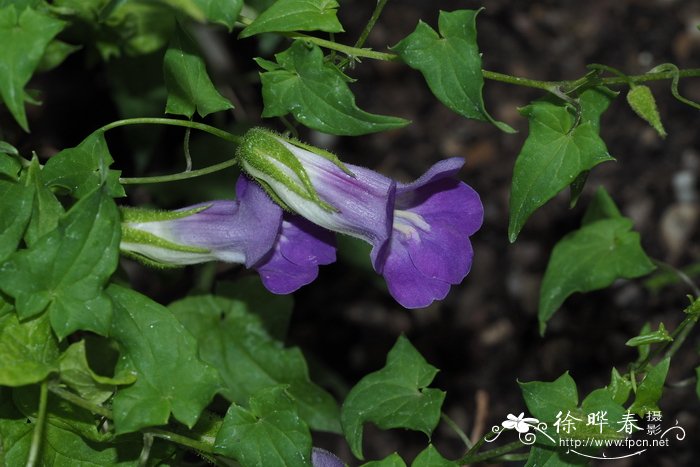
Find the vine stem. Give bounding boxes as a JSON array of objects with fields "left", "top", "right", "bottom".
[
  {"left": 145, "top": 428, "right": 215, "bottom": 454},
  {"left": 354, "top": 0, "right": 390, "bottom": 49},
  {"left": 98, "top": 118, "right": 242, "bottom": 145},
  {"left": 458, "top": 440, "right": 525, "bottom": 465},
  {"left": 119, "top": 157, "right": 238, "bottom": 184},
  {"left": 26, "top": 380, "right": 49, "bottom": 467},
  {"left": 441, "top": 412, "right": 472, "bottom": 449}
]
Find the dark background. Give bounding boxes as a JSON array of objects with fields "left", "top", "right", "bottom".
[{"left": 3, "top": 0, "right": 699, "bottom": 465}]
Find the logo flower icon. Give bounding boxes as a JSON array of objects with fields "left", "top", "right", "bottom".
[{"left": 502, "top": 412, "right": 539, "bottom": 433}]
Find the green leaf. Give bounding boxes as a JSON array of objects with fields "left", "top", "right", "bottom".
[
  {"left": 538, "top": 218, "right": 655, "bottom": 334},
  {"left": 0, "top": 179, "right": 34, "bottom": 262},
  {"left": 0, "top": 391, "right": 144, "bottom": 465},
  {"left": 393, "top": 9, "right": 513, "bottom": 133},
  {"left": 193, "top": 0, "right": 243, "bottom": 29},
  {"left": 0, "top": 152, "right": 21, "bottom": 180},
  {"left": 341, "top": 335, "right": 445, "bottom": 460},
  {"left": 169, "top": 294, "right": 340, "bottom": 432},
  {"left": 59, "top": 340, "right": 136, "bottom": 404},
  {"left": 627, "top": 85, "right": 666, "bottom": 138},
  {"left": 24, "top": 157, "right": 64, "bottom": 247},
  {"left": 412, "top": 444, "right": 456, "bottom": 467},
  {"left": 0, "top": 5, "right": 65, "bottom": 131},
  {"left": 362, "top": 453, "right": 406, "bottom": 467},
  {"left": 606, "top": 368, "right": 632, "bottom": 406},
  {"left": 214, "top": 386, "right": 312, "bottom": 467},
  {"left": 107, "top": 285, "right": 220, "bottom": 434},
  {"left": 581, "top": 186, "right": 622, "bottom": 226},
  {"left": 0, "top": 312, "right": 59, "bottom": 386},
  {"left": 508, "top": 89, "right": 615, "bottom": 241},
  {"left": 240, "top": 0, "right": 343, "bottom": 38},
  {"left": 41, "top": 131, "right": 125, "bottom": 199},
  {"left": 215, "top": 277, "right": 293, "bottom": 340},
  {"left": 628, "top": 358, "right": 670, "bottom": 416},
  {"left": 520, "top": 372, "right": 578, "bottom": 421},
  {"left": 36, "top": 40, "right": 82, "bottom": 73},
  {"left": 0, "top": 189, "right": 120, "bottom": 339},
  {"left": 257, "top": 41, "right": 409, "bottom": 136},
  {"left": 163, "top": 24, "right": 233, "bottom": 118},
  {"left": 626, "top": 322, "right": 673, "bottom": 347}
]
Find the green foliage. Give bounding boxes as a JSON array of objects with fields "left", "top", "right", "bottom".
[
  {"left": 0, "top": 178, "right": 34, "bottom": 262},
  {"left": 0, "top": 189, "right": 120, "bottom": 339},
  {"left": 0, "top": 313, "right": 59, "bottom": 386},
  {"left": 169, "top": 294, "right": 340, "bottom": 432},
  {"left": 214, "top": 386, "right": 312, "bottom": 467},
  {"left": 257, "top": 41, "right": 409, "bottom": 135},
  {"left": 393, "top": 9, "right": 514, "bottom": 133},
  {"left": 625, "top": 322, "right": 672, "bottom": 347},
  {"left": 240, "top": 0, "right": 343, "bottom": 38},
  {"left": 163, "top": 24, "right": 234, "bottom": 118},
  {"left": 628, "top": 358, "right": 670, "bottom": 416},
  {"left": 0, "top": 5, "right": 65, "bottom": 131},
  {"left": 107, "top": 285, "right": 220, "bottom": 434},
  {"left": 412, "top": 445, "right": 457, "bottom": 467},
  {"left": 509, "top": 88, "right": 615, "bottom": 241},
  {"left": 362, "top": 453, "right": 406, "bottom": 467},
  {"left": 627, "top": 84, "right": 666, "bottom": 138},
  {"left": 607, "top": 368, "right": 632, "bottom": 406},
  {"left": 538, "top": 189, "right": 655, "bottom": 334},
  {"left": 341, "top": 335, "right": 445, "bottom": 460},
  {"left": 24, "top": 158, "right": 65, "bottom": 247}
]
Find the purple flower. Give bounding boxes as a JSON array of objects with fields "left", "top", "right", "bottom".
[
  {"left": 120, "top": 177, "right": 334, "bottom": 293},
  {"left": 312, "top": 447, "right": 345, "bottom": 467},
  {"left": 238, "top": 129, "right": 483, "bottom": 308}
]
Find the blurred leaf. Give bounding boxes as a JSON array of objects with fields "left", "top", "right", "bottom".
[
  {"left": 164, "top": 24, "right": 233, "bottom": 118},
  {"left": 0, "top": 152, "right": 21, "bottom": 180},
  {"left": 341, "top": 335, "right": 445, "bottom": 460},
  {"left": 0, "top": 391, "right": 144, "bottom": 465},
  {"left": 214, "top": 386, "right": 312, "bottom": 467},
  {"left": 626, "top": 322, "right": 672, "bottom": 347},
  {"left": 41, "top": 131, "right": 125, "bottom": 199},
  {"left": 627, "top": 85, "right": 666, "bottom": 138},
  {"left": 240, "top": 0, "right": 343, "bottom": 38},
  {"left": 107, "top": 285, "right": 220, "bottom": 434},
  {"left": 635, "top": 323, "right": 652, "bottom": 362},
  {"left": 509, "top": 88, "right": 615, "bottom": 242},
  {"left": 215, "top": 277, "right": 293, "bottom": 340},
  {"left": 606, "top": 368, "right": 632, "bottom": 406},
  {"left": 0, "top": 5, "right": 65, "bottom": 131},
  {"left": 36, "top": 40, "right": 81, "bottom": 72},
  {"left": 0, "top": 179, "right": 34, "bottom": 262},
  {"left": 520, "top": 372, "right": 578, "bottom": 421},
  {"left": 581, "top": 186, "right": 622, "bottom": 226},
  {"left": 24, "top": 157, "right": 64, "bottom": 247},
  {"left": 257, "top": 41, "right": 409, "bottom": 136},
  {"left": 169, "top": 294, "right": 340, "bottom": 432},
  {"left": 393, "top": 9, "right": 513, "bottom": 133},
  {"left": 59, "top": 340, "right": 135, "bottom": 404},
  {"left": 0, "top": 313, "right": 59, "bottom": 386},
  {"left": 628, "top": 358, "right": 670, "bottom": 416},
  {"left": 538, "top": 218, "right": 655, "bottom": 334},
  {"left": 100, "top": 1, "right": 176, "bottom": 59},
  {"left": 362, "top": 453, "right": 406, "bottom": 467},
  {"left": 412, "top": 445, "right": 456, "bottom": 467},
  {"left": 194, "top": 0, "right": 243, "bottom": 30},
  {"left": 0, "top": 189, "right": 120, "bottom": 339}
]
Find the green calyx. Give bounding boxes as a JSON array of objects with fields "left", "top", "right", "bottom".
[
  {"left": 236, "top": 128, "right": 351, "bottom": 213},
  {"left": 120, "top": 205, "right": 210, "bottom": 222}
]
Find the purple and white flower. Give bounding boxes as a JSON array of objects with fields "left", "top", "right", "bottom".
[
  {"left": 120, "top": 177, "right": 334, "bottom": 293},
  {"left": 238, "top": 129, "right": 484, "bottom": 308}
]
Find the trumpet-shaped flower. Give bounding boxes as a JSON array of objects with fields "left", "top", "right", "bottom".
[
  {"left": 238, "top": 129, "right": 483, "bottom": 308},
  {"left": 120, "top": 177, "right": 334, "bottom": 293}
]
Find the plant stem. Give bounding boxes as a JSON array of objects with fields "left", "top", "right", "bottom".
[
  {"left": 441, "top": 412, "right": 472, "bottom": 448},
  {"left": 98, "top": 118, "right": 242, "bottom": 145},
  {"left": 354, "top": 0, "right": 390, "bottom": 49},
  {"left": 145, "top": 428, "right": 216, "bottom": 454},
  {"left": 458, "top": 440, "right": 524, "bottom": 464},
  {"left": 26, "top": 381, "right": 49, "bottom": 467},
  {"left": 481, "top": 70, "right": 559, "bottom": 91},
  {"left": 48, "top": 383, "right": 113, "bottom": 419},
  {"left": 285, "top": 32, "right": 398, "bottom": 61},
  {"left": 119, "top": 157, "right": 238, "bottom": 184}
]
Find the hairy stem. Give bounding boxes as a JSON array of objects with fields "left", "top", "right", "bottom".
[
  {"left": 48, "top": 383, "right": 113, "bottom": 419},
  {"left": 98, "top": 118, "right": 242, "bottom": 145},
  {"left": 26, "top": 381, "right": 49, "bottom": 467},
  {"left": 354, "top": 0, "right": 390, "bottom": 49},
  {"left": 145, "top": 428, "right": 216, "bottom": 454},
  {"left": 458, "top": 440, "right": 524, "bottom": 464},
  {"left": 119, "top": 157, "right": 238, "bottom": 184},
  {"left": 441, "top": 412, "right": 472, "bottom": 449}
]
